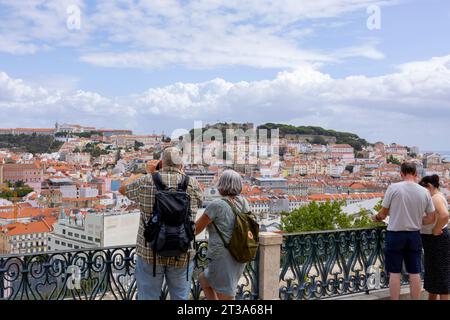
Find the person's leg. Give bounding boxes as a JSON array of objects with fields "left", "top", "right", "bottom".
[
  {"left": 439, "top": 294, "right": 449, "bottom": 300},
  {"left": 135, "top": 256, "right": 165, "bottom": 300},
  {"left": 408, "top": 274, "right": 422, "bottom": 300},
  {"left": 165, "top": 260, "right": 194, "bottom": 300},
  {"left": 199, "top": 272, "right": 219, "bottom": 300},
  {"left": 384, "top": 231, "right": 404, "bottom": 300},
  {"left": 404, "top": 231, "right": 423, "bottom": 300},
  {"left": 217, "top": 292, "right": 234, "bottom": 300},
  {"left": 428, "top": 293, "right": 438, "bottom": 300},
  {"left": 389, "top": 273, "right": 401, "bottom": 300}
]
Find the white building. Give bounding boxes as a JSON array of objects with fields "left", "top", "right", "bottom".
[
  {"left": 60, "top": 185, "right": 77, "bottom": 198},
  {"left": 79, "top": 187, "right": 99, "bottom": 198},
  {"left": 47, "top": 209, "right": 140, "bottom": 251}
]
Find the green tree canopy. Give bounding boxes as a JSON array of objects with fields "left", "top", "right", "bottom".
[
  {"left": 281, "top": 200, "right": 383, "bottom": 232},
  {"left": 387, "top": 155, "right": 401, "bottom": 165},
  {"left": 0, "top": 134, "right": 63, "bottom": 154}
]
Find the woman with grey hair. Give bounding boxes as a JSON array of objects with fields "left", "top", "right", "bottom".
[{"left": 195, "top": 169, "right": 251, "bottom": 300}]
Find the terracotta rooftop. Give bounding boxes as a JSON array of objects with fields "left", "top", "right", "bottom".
[{"left": 1, "top": 216, "right": 57, "bottom": 236}]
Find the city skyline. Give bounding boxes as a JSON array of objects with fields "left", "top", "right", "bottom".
[{"left": 0, "top": 0, "right": 449, "bottom": 150}]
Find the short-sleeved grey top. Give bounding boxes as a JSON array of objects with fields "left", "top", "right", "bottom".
[
  {"left": 205, "top": 196, "right": 250, "bottom": 260},
  {"left": 382, "top": 181, "right": 435, "bottom": 231}
]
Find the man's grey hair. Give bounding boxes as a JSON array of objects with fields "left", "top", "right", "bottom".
[
  {"left": 217, "top": 169, "right": 243, "bottom": 196},
  {"left": 161, "top": 147, "right": 183, "bottom": 167}
]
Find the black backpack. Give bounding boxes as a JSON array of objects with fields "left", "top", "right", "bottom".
[{"left": 143, "top": 172, "right": 194, "bottom": 277}]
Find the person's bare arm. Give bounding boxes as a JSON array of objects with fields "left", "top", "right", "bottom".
[
  {"left": 422, "top": 211, "right": 436, "bottom": 225},
  {"left": 432, "top": 196, "right": 449, "bottom": 235},
  {"left": 372, "top": 207, "right": 389, "bottom": 222},
  {"left": 195, "top": 213, "right": 212, "bottom": 235}
]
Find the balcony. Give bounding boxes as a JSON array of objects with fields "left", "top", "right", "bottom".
[{"left": 0, "top": 227, "right": 415, "bottom": 300}]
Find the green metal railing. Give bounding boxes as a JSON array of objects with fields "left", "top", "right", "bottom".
[
  {"left": 1, "top": 227, "right": 422, "bottom": 300},
  {"left": 0, "top": 241, "right": 258, "bottom": 300},
  {"left": 279, "top": 227, "right": 389, "bottom": 299}
]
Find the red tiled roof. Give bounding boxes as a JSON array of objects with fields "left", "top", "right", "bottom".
[{"left": 1, "top": 216, "right": 57, "bottom": 236}]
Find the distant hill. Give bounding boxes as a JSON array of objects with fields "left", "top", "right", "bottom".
[
  {"left": 0, "top": 134, "right": 63, "bottom": 154},
  {"left": 185, "top": 122, "right": 370, "bottom": 151},
  {"left": 258, "top": 123, "right": 370, "bottom": 151}
]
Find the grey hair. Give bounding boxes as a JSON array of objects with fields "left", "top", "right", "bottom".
[
  {"left": 161, "top": 147, "right": 183, "bottom": 167},
  {"left": 217, "top": 170, "right": 243, "bottom": 196}
]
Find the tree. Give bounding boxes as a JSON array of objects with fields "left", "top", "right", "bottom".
[
  {"left": 15, "top": 185, "right": 33, "bottom": 197},
  {"left": 134, "top": 141, "right": 144, "bottom": 151},
  {"left": 281, "top": 201, "right": 352, "bottom": 232},
  {"left": 351, "top": 208, "right": 384, "bottom": 228},
  {"left": 281, "top": 200, "right": 383, "bottom": 232},
  {"left": 387, "top": 155, "right": 401, "bottom": 165},
  {"left": 310, "top": 136, "right": 327, "bottom": 145},
  {"left": 14, "top": 180, "right": 25, "bottom": 188},
  {"left": 0, "top": 183, "right": 34, "bottom": 200}
]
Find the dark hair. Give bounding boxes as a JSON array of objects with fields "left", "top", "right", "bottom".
[
  {"left": 419, "top": 174, "right": 440, "bottom": 189},
  {"left": 400, "top": 162, "right": 416, "bottom": 175}
]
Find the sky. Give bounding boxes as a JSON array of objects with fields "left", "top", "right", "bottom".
[{"left": 0, "top": 0, "right": 449, "bottom": 151}]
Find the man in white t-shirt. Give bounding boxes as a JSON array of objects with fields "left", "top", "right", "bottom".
[{"left": 373, "top": 162, "right": 435, "bottom": 300}]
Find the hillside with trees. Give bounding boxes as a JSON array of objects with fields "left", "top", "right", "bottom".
[
  {"left": 184, "top": 122, "right": 370, "bottom": 151},
  {"left": 0, "top": 134, "right": 63, "bottom": 154},
  {"left": 258, "top": 123, "right": 370, "bottom": 151}
]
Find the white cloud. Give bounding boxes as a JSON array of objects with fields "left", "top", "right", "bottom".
[
  {"left": 0, "top": 0, "right": 393, "bottom": 68},
  {"left": 0, "top": 54, "right": 449, "bottom": 149}
]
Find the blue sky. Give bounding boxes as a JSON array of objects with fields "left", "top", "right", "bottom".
[{"left": 0, "top": 0, "right": 449, "bottom": 150}]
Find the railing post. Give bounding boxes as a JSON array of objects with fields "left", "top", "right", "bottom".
[{"left": 258, "top": 232, "right": 282, "bottom": 300}]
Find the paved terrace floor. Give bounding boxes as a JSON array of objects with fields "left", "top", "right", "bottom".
[{"left": 331, "top": 286, "right": 428, "bottom": 300}]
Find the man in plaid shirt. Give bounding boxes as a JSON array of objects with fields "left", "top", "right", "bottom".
[{"left": 121, "top": 147, "right": 203, "bottom": 300}]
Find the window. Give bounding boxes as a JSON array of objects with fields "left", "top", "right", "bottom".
[
  {"left": 55, "top": 240, "right": 60, "bottom": 245},
  {"left": 95, "top": 238, "right": 100, "bottom": 243},
  {"left": 62, "top": 230, "right": 66, "bottom": 235},
  {"left": 68, "top": 232, "right": 73, "bottom": 236},
  {"left": 48, "top": 246, "right": 51, "bottom": 250},
  {"left": 88, "top": 236, "right": 93, "bottom": 241},
  {"left": 74, "top": 245, "right": 79, "bottom": 249},
  {"left": 67, "top": 243, "right": 73, "bottom": 248},
  {"left": 74, "top": 234, "right": 79, "bottom": 238},
  {"left": 61, "top": 242, "right": 66, "bottom": 246},
  {"left": 81, "top": 235, "right": 86, "bottom": 240}
]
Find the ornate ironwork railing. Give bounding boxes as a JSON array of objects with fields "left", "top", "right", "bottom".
[
  {"left": 0, "top": 241, "right": 258, "bottom": 300},
  {"left": 279, "top": 227, "right": 389, "bottom": 300}
]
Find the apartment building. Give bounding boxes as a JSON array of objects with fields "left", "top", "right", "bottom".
[
  {"left": 0, "top": 161, "right": 44, "bottom": 192},
  {"left": 0, "top": 217, "right": 56, "bottom": 254},
  {"left": 47, "top": 209, "right": 140, "bottom": 251}
]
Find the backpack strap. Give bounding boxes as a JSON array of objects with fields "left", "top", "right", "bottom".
[
  {"left": 222, "top": 197, "right": 241, "bottom": 217},
  {"left": 152, "top": 172, "right": 167, "bottom": 191},
  {"left": 211, "top": 197, "right": 242, "bottom": 248},
  {"left": 212, "top": 221, "right": 229, "bottom": 249},
  {"left": 177, "top": 175, "right": 190, "bottom": 192}
]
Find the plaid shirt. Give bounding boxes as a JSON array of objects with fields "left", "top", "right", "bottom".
[{"left": 125, "top": 166, "right": 203, "bottom": 267}]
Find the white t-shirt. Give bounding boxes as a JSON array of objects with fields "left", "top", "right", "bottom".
[
  {"left": 421, "top": 192, "right": 449, "bottom": 235},
  {"left": 382, "top": 181, "right": 435, "bottom": 231}
]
